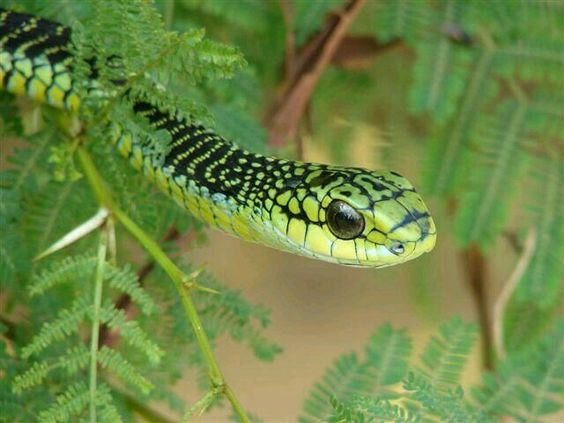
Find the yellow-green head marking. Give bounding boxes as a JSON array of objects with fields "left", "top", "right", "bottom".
[
  {"left": 238, "top": 164, "right": 437, "bottom": 268},
  {"left": 1, "top": 8, "right": 436, "bottom": 268}
]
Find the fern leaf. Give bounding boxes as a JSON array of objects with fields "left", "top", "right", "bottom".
[
  {"left": 22, "top": 296, "right": 90, "bottom": 359},
  {"left": 0, "top": 131, "right": 55, "bottom": 284},
  {"left": 96, "top": 385, "right": 125, "bottom": 423},
  {"left": 503, "top": 297, "right": 559, "bottom": 354},
  {"left": 527, "top": 322, "right": 564, "bottom": 417},
  {"left": 329, "top": 395, "right": 417, "bottom": 423},
  {"left": 181, "top": 0, "right": 274, "bottom": 33},
  {"left": 104, "top": 263, "right": 156, "bottom": 315},
  {"left": 372, "top": 0, "right": 431, "bottom": 44},
  {"left": 29, "top": 255, "right": 96, "bottom": 297},
  {"left": 196, "top": 271, "right": 282, "bottom": 361},
  {"left": 58, "top": 344, "right": 91, "bottom": 375},
  {"left": 13, "top": 345, "right": 90, "bottom": 394},
  {"left": 418, "top": 316, "right": 477, "bottom": 388},
  {"left": 423, "top": 47, "right": 496, "bottom": 195},
  {"left": 404, "top": 372, "right": 493, "bottom": 422},
  {"left": 516, "top": 154, "right": 563, "bottom": 307},
  {"left": 301, "top": 323, "right": 414, "bottom": 422},
  {"left": 300, "top": 353, "right": 366, "bottom": 423},
  {"left": 37, "top": 381, "right": 90, "bottom": 423},
  {"left": 454, "top": 100, "right": 530, "bottom": 248},
  {"left": 97, "top": 346, "right": 154, "bottom": 394},
  {"left": 472, "top": 320, "right": 564, "bottom": 420},
  {"left": 408, "top": 0, "right": 474, "bottom": 123},
  {"left": 12, "top": 362, "right": 50, "bottom": 394},
  {"left": 502, "top": 151, "right": 563, "bottom": 351},
  {"left": 364, "top": 323, "right": 412, "bottom": 389},
  {"left": 100, "top": 303, "right": 164, "bottom": 364}
]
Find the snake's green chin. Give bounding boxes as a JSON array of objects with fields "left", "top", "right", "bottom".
[{"left": 305, "top": 232, "right": 437, "bottom": 268}]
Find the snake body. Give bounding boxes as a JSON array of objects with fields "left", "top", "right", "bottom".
[{"left": 0, "top": 8, "right": 436, "bottom": 268}]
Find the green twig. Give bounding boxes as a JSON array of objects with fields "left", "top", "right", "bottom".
[
  {"left": 183, "top": 388, "right": 220, "bottom": 422},
  {"left": 89, "top": 226, "right": 108, "bottom": 422},
  {"left": 77, "top": 146, "right": 249, "bottom": 422}
]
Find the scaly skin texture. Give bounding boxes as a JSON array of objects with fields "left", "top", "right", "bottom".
[{"left": 0, "top": 8, "right": 436, "bottom": 267}]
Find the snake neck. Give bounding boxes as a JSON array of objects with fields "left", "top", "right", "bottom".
[{"left": 115, "top": 99, "right": 324, "bottom": 249}]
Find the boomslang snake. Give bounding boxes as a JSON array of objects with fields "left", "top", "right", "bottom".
[{"left": 0, "top": 8, "right": 436, "bottom": 268}]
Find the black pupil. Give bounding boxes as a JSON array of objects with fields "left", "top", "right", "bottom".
[{"left": 326, "top": 200, "right": 365, "bottom": 240}]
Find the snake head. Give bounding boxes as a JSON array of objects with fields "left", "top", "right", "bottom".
[{"left": 271, "top": 166, "right": 437, "bottom": 267}]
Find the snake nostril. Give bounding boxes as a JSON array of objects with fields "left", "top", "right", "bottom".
[{"left": 418, "top": 218, "right": 430, "bottom": 234}]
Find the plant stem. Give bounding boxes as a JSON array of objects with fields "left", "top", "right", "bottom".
[
  {"left": 77, "top": 146, "right": 249, "bottom": 422},
  {"left": 89, "top": 226, "right": 108, "bottom": 423}
]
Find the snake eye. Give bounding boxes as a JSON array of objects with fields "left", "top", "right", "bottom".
[
  {"left": 326, "top": 200, "right": 365, "bottom": 240},
  {"left": 389, "top": 241, "right": 405, "bottom": 255}
]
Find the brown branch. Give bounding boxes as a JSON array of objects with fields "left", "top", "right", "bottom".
[
  {"left": 279, "top": 0, "right": 296, "bottom": 79},
  {"left": 265, "top": 0, "right": 366, "bottom": 148},
  {"left": 99, "top": 225, "right": 181, "bottom": 347},
  {"left": 331, "top": 36, "right": 404, "bottom": 70},
  {"left": 461, "top": 244, "right": 493, "bottom": 370}
]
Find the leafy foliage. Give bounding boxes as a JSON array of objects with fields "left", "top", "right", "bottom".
[
  {"left": 305, "top": 317, "right": 562, "bottom": 423},
  {"left": 300, "top": 324, "right": 412, "bottom": 422},
  {"left": 1, "top": 0, "right": 562, "bottom": 421}
]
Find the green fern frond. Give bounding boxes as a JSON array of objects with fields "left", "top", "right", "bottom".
[
  {"left": 503, "top": 154, "right": 562, "bottom": 351},
  {"left": 0, "top": 341, "right": 43, "bottom": 423},
  {"left": 12, "top": 361, "right": 50, "bottom": 394},
  {"left": 96, "top": 384, "right": 125, "bottom": 423},
  {"left": 364, "top": 323, "right": 412, "bottom": 389},
  {"left": 328, "top": 395, "right": 417, "bottom": 423},
  {"left": 22, "top": 295, "right": 90, "bottom": 359},
  {"left": 300, "top": 324, "right": 412, "bottom": 422},
  {"left": 100, "top": 302, "right": 164, "bottom": 364},
  {"left": 503, "top": 297, "right": 559, "bottom": 354},
  {"left": 13, "top": 345, "right": 90, "bottom": 394},
  {"left": 58, "top": 344, "right": 91, "bottom": 375},
  {"left": 477, "top": 1, "right": 564, "bottom": 84},
  {"left": 517, "top": 154, "right": 563, "bottom": 306},
  {"left": 454, "top": 100, "right": 529, "bottom": 248},
  {"left": 105, "top": 263, "right": 156, "bottom": 315},
  {"left": 36, "top": 381, "right": 90, "bottom": 423},
  {"left": 418, "top": 316, "right": 477, "bottom": 388},
  {"left": 181, "top": 0, "right": 274, "bottom": 33},
  {"left": 196, "top": 270, "right": 282, "bottom": 361},
  {"left": 29, "top": 255, "right": 96, "bottom": 297},
  {"left": 371, "top": 0, "right": 431, "bottom": 44},
  {"left": 472, "top": 320, "right": 564, "bottom": 421},
  {"left": 97, "top": 346, "right": 154, "bottom": 394},
  {"left": 408, "top": 0, "right": 474, "bottom": 123},
  {"left": 1, "top": 130, "right": 54, "bottom": 193},
  {"left": 423, "top": 47, "right": 496, "bottom": 196},
  {"left": 404, "top": 372, "right": 493, "bottom": 422},
  {"left": 0, "top": 130, "right": 59, "bottom": 284},
  {"left": 300, "top": 353, "right": 365, "bottom": 423}
]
